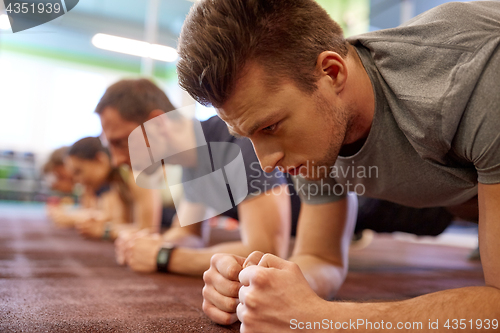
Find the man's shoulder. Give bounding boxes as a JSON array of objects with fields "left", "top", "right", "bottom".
[
  {"left": 349, "top": 1, "right": 500, "bottom": 50},
  {"left": 407, "top": 1, "right": 500, "bottom": 25},
  {"left": 347, "top": 1, "right": 500, "bottom": 164}
]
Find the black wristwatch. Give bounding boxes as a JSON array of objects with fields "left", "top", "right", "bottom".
[
  {"left": 157, "top": 243, "right": 176, "bottom": 273},
  {"left": 102, "top": 222, "right": 112, "bottom": 240}
]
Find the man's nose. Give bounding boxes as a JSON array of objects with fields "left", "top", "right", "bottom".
[{"left": 252, "top": 140, "right": 283, "bottom": 173}]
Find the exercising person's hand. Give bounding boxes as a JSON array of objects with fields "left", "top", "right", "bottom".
[
  {"left": 126, "top": 233, "right": 162, "bottom": 273},
  {"left": 114, "top": 228, "right": 148, "bottom": 265},
  {"left": 202, "top": 253, "right": 245, "bottom": 325},
  {"left": 237, "top": 251, "right": 327, "bottom": 333},
  {"left": 48, "top": 207, "right": 75, "bottom": 228},
  {"left": 75, "top": 212, "right": 106, "bottom": 238}
]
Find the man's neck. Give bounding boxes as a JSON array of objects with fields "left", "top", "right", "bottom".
[{"left": 341, "top": 44, "right": 375, "bottom": 154}]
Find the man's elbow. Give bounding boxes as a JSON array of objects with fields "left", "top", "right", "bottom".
[{"left": 309, "top": 264, "right": 347, "bottom": 300}]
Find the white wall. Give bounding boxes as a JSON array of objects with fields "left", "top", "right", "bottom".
[
  {"left": 0, "top": 51, "right": 199, "bottom": 167},
  {"left": 0, "top": 51, "right": 117, "bottom": 155}
]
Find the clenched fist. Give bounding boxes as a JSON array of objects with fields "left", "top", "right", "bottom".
[
  {"left": 126, "top": 233, "right": 163, "bottom": 273},
  {"left": 202, "top": 253, "right": 245, "bottom": 325}
]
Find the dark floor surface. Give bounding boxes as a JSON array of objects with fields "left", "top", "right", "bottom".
[
  {"left": 338, "top": 233, "right": 484, "bottom": 301},
  {"left": 0, "top": 204, "right": 485, "bottom": 332}
]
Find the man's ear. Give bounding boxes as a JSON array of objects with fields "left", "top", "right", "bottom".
[
  {"left": 316, "top": 51, "right": 348, "bottom": 94},
  {"left": 146, "top": 109, "right": 165, "bottom": 121}
]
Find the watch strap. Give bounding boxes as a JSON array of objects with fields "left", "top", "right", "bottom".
[
  {"left": 157, "top": 243, "right": 176, "bottom": 273},
  {"left": 102, "top": 222, "right": 112, "bottom": 240}
]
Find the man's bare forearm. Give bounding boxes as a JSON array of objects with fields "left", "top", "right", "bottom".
[
  {"left": 168, "top": 241, "right": 254, "bottom": 276},
  {"left": 326, "top": 286, "right": 500, "bottom": 332}
]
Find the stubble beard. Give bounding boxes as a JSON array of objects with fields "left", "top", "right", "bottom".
[{"left": 302, "top": 95, "right": 349, "bottom": 181}]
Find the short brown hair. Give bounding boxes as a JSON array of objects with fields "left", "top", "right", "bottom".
[
  {"left": 95, "top": 78, "right": 175, "bottom": 124},
  {"left": 43, "top": 146, "right": 69, "bottom": 174},
  {"left": 177, "top": 0, "right": 348, "bottom": 108},
  {"left": 68, "top": 137, "right": 108, "bottom": 160}
]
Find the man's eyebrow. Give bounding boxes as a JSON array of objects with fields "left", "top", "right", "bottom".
[
  {"left": 227, "top": 111, "right": 283, "bottom": 138},
  {"left": 247, "top": 112, "right": 282, "bottom": 136}
]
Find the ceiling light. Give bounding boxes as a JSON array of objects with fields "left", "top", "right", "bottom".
[
  {"left": 149, "top": 44, "right": 179, "bottom": 62},
  {"left": 92, "top": 33, "right": 178, "bottom": 62}
]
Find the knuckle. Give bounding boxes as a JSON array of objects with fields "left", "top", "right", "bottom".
[
  {"left": 290, "top": 261, "right": 301, "bottom": 272},
  {"left": 239, "top": 310, "right": 251, "bottom": 324},
  {"left": 221, "top": 313, "right": 235, "bottom": 326},
  {"left": 201, "top": 285, "right": 210, "bottom": 299},
  {"left": 202, "top": 269, "right": 210, "bottom": 283},
  {"left": 250, "top": 250, "right": 264, "bottom": 257},
  {"left": 244, "top": 292, "right": 258, "bottom": 309},
  {"left": 246, "top": 251, "right": 262, "bottom": 264},
  {"left": 229, "top": 281, "right": 240, "bottom": 296},
  {"left": 204, "top": 299, "right": 234, "bottom": 326},
  {"left": 226, "top": 264, "right": 239, "bottom": 279},
  {"left": 201, "top": 299, "right": 211, "bottom": 314},
  {"left": 225, "top": 296, "right": 239, "bottom": 312},
  {"left": 261, "top": 253, "right": 274, "bottom": 262},
  {"left": 210, "top": 253, "right": 222, "bottom": 266},
  {"left": 252, "top": 270, "right": 268, "bottom": 286}
]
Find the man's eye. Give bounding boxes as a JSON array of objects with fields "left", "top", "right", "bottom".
[{"left": 263, "top": 124, "right": 277, "bottom": 132}]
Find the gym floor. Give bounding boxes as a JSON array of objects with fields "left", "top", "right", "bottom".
[{"left": 0, "top": 203, "right": 484, "bottom": 332}]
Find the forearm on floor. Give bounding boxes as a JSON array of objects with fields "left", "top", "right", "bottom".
[
  {"left": 329, "top": 286, "right": 500, "bottom": 332},
  {"left": 107, "top": 219, "right": 132, "bottom": 239},
  {"left": 168, "top": 241, "right": 254, "bottom": 276}
]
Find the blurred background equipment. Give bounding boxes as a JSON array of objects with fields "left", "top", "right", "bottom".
[{"left": 0, "top": 150, "right": 43, "bottom": 201}]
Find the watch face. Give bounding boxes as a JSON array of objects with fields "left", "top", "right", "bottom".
[{"left": 158, "top": 250, "right": 168, "bottom": 264}]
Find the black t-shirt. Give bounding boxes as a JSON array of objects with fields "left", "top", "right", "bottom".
[{"left": 182, "top": 116, "right": 288, "bottom": 221}]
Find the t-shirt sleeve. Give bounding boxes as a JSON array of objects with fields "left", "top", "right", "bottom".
[
  {"left": 291, "top": 175, "right": 346, "bottom": 205},
  {"left": 472, "top": 130, "right": 500, "bottom": 184},
  {"left": 454, "top": 46, "right": 500, "bottom": 185}
]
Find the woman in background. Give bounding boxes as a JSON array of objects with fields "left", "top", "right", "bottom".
[
  {"left": 64, "top": 137, "right": 133, "bottom": 239},
  {"left": 43, "top": 146, "right": 74, "bottom": 196},
  {"left": 44, "top": 146, "right": 94, "bottom": 227}
]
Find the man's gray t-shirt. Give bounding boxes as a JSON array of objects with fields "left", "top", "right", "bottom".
[{"left": 295, "top": 1, "right": 500, "bottom": 208}]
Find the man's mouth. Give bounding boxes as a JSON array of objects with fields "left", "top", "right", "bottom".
[{"left": 285, "top": 165, "right": 303, "bottom": 176}]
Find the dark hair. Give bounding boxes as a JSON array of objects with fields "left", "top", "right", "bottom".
[
  {"left": 43, "top": 146, "right": 69, "bottom": 174},
  {"left": 177, "top": 0, "right": 349, "bottom": 108},
  {"left": 68, "top": 137, "right": 108, "bottom": 160},
  {"left": 94, "top": 78, "right": 176, "bottom": 123}
]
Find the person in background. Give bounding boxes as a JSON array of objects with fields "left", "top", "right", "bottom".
[
  {"left": 64, "top": 137, "right": 134, "bottom": 239},
  {"left": 124, "top": 113, "right": 299, "bottom": 276},
  {"left": 43, "top": 146, "right": 74, "bottom": 195},
  {"left": 43, "top": 146, "right": 93, "bottom": 227},
  {"left": 95, "top": 78, "right": 294, "bottom": 276},
  {"left": 94, "top": 79, "right": 179, "bottom": 264}
]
